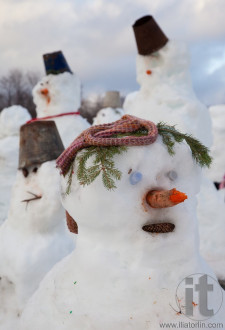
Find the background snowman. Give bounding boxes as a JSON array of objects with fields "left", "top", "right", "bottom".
[
  {"left": 0, "top": 105, "right": 31, "bottom": 225},
  {"left": 0, "top": 121, "right": 75, "bottom": 329},
  {"left": 124, "top": 15, "right": 225, "bottom": 285},
  {"left": 32, "top": 51, "right": 90, "bottom": 147},
  {"left": 20, "top": 116, "right": 224, "bottom": 330},
  {"left": 124, "top": 15, "right": 212, "bottom": 148},
  {"left": 93, "top": 91, "right": 124, "bottom": 125}
]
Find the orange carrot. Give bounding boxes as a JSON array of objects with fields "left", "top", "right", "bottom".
[
  {"left": 41, "top": 88, "right": 49, "bottom": 95},
  {"left": 146, "top": 70, "right": 152, "bottom": 75},
  {"left": 146, "top": 188, "right": 187, "bottom": 208}
]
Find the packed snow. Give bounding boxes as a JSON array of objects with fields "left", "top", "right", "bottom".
[
  {"left": 207, "top": 104, "right": 225, "bottom": 182},
  {"left": 0, "top": 160, "right": 75, "bottom": 329},
  {"left": 20, "top": 135, "right": 225, "bottom": 329},
  {"left": 0, "top": 105, "right": 31, "bottom": 225},
  {"left": 32, "top": 72, "right": 90, "bottom": 147}
]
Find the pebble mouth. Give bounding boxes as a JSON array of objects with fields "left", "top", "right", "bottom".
[{"left": 142, "top": 223, "right": 175, "bottom": 233}]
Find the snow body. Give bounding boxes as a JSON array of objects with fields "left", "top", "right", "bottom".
[
  {"left": 207, "top": 105, "right": 225, "bottom": 182},
  {"left": 124, "top": 40, "right": 225, "bottom": 282},
  {"left": 0, "top": 161, "right": 75, "bottom": 329},
  {"left": 93, "top": 107, "right": 124, "bottom": 125},
  {"left": 124, "top": 40, "right": 212, "bottom": 148},
  {"left": 20, "top": 137, "right": 224, "bottom": 330},
  {"left": 0, "top": 106, "right": 31, "bottom": 225},
  {"left": 32, "top": 72, "right": 90, "bottom": 147}
]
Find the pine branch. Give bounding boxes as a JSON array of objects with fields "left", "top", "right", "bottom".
[
  {"left": 73, "top": 145, "right": 127, "bottom": 191},
  {"left": 157, "top": 122, "right": 212, "bottom": 168}
]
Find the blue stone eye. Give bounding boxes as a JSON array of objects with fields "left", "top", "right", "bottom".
[
  {"left": 166, "top": 171, "right": 177, "bottom": 181},
  {"left": 129, "top": 171, "right": 143, "bottom": 185}
]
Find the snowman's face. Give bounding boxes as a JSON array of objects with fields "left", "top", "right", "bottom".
[
  {"left": 93, "top": 108, "right": 124, "bottom": 125},
  {"left": 8, "top": 161, "right": 64, "bottom": 232},
  {"left": 32, "top": 72, "right": 81, "bottom": 116},
  {"left": 136, "top": 41, "right": 190, "bottom": 88},
  {"left": 61, "top": 137, "right": 201, "bottom": 243}
]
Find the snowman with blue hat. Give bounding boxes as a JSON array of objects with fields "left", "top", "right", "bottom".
[{"left": 32, "top": 51, "right": 89, "bottom": 147}]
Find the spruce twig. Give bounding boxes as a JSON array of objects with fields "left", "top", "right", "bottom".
[
  {"left": 75, "top": 146, "right": 127, "bottom": 191},
  {"left": 157, "top": 122, "right": 212, "bottom": 168}
]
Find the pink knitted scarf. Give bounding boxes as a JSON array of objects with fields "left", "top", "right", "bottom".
[{"left": 56, "top": 115, "right": 158, "bottom": 176}]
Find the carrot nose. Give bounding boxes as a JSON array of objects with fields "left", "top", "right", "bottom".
[
  {"left": 41, "top": 88, "right": 49, "bottom": 95},
  {"left": 146, "top": 188, "right": 187, "bottom": 208}
]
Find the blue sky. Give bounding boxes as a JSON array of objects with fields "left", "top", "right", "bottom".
[{"left": 0, "top": 0, "right": 225, "bottom": 105}]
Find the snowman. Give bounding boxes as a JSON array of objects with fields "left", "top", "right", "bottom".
[
  {"left": 124, "top": 15, "right": 212, "bottom": 148},
  {"left": 124, "top": 15, "right": 225, "bottom": 285},
  {"left": 32, "top": 51, "right": 90, "bottom": 147},
  {"left": 93, "top": 91, "right": 124, "bottom": 125},
  {"left": 0, "top": 105, "right": 31, "bottom": 225},
  {"left": 20, "top": 115, "right": 224, "bottom": 330},
  {"left": 0, "top": 121, "right": 75, "bottom": 329},
  {"left": 206, "top": 104, "right": 225, "bottom": 183}
]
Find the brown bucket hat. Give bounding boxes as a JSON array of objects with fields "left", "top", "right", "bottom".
[
  {"left": 19, "top": 121, "right": 64, "bottom": 169},
  {"left": 133, "top": 15, "right": 169, "bottom": 55}
]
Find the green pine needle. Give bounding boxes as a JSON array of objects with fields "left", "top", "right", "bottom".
[
  {"left": 74, "top": 145, "right": 127, "bottom": 191},
  {"left": 157, "top": 122, "right": 212, "bottom": 168}
]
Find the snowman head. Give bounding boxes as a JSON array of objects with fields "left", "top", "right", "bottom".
[
  {"left": 0, "top": 105, "right": 31, "bottom": 138},
  {"left": 8, "top": 121, "right": 65, "bottom": 232},
  {"left": 132, "top": 16, "right": 190, "bottom": 89},
  {"left": 32, "top": 72, "right": 81, "bottom": 117},
  {"left": 93, "top": 107, "right": 124, "bottom": 125},
  {"left": 58, "top": 115, "right": 211, "bottom": 259},
  {"left": 136, "top": 41, "right": 190, "bottom": 89},
  {"left": 9, "top": 161, "right": 65, "bottom": 233}
]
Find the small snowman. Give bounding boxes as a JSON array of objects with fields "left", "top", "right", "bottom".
[
  {"left": 124, "top": 15, "right": 212, "bottom": 148},
  {"left": 32, "top": 51, "right": 90, "bottom": 147},
  {"left": 0, "top": 121, "right": 75, "bottom": 329},
  {"left": 93, "top": 91, "right": 124, "bottom": 125},
  {"left": 0, "top": 105, "right": 31, "bottom": 225},
  {"left": 207, "top": 104, "right": 225, "bottom": 182},
  {"left": 124, "top": 15, "right": 225, "bottom": 285},
  {"left": 20, "top": 115, "right": 224, "bottom": 330}
]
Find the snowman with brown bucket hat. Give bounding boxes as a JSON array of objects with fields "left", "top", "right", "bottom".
[{"left": 0, "top": 121, "right": 75, "bottom": 328}]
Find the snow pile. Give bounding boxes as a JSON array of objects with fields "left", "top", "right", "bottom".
[
  {"left": 93, "top": 107, "right": 124, "bottom": 125},
  {"left": 124, "top": 41, "right": 212, "bottom": 148},
  {"left": 207, "top": 105, "right": 225, "bottom": 182},
  {"left": 0, "top": 161, "right": 75, "bottom": 329},
  {"left": 20, "top": 137, "right": 224, "bottom": 329},
  {"left": 32, "top": 72, "right": 90, "bottom": 147},
  {"left": 0, "top": 106, "right": 31, "bottom": 225},
  {"left": 197, "top": 175, "right": 225, "bottom": 280}
]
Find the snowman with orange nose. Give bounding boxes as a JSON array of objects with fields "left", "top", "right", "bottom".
[
  {"left": 20, "top": 115, "right": 224, "bottom": 330},
  {"left": 32, "top": 51, "right": 89, "bottom": 147}
]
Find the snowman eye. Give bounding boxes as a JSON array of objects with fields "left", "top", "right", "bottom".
[
  {"left": 129, "top": 171, "right": 143, "bottom": 185},
  {"left": 166, "top": 170, "right": 178, "bottom": 181}
]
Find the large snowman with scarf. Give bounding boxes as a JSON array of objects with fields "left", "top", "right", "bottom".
[
  {"left": 32, "top": 51, "right": 89, "bottom": 147},
  {"left": 124, "top": 15, "right": 225, "bottom": 286},
  {"left": 0, "top": 121, "right": 75, "bottom": 329},
  {"left": 20, "top": 115, "right": 224, "bottom": 330}
]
